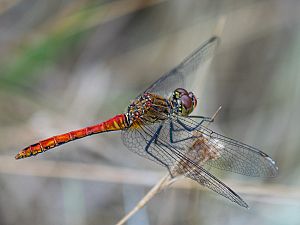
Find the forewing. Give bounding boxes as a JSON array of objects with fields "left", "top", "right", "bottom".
[
  {"left": 121, "top": 122, "right": 166, "bottom": 165},
  {"left": 178, "top": 117, "right": 278, "bottom": 177},
  {"left": 121, "top": 121, "right": 191, "bottom": 167},
  {"left": 138, "top": 36, "right": 220, "bottom": 98}
]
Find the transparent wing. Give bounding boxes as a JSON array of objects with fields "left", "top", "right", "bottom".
[
  {"left": 137, "top": 36, "right": 220, "bottom": 98},
  {"left": 122, "top": 121, "right": 188, "bottom": 167},
  {"left": 185, "top": 165, "right": 248, "bottom": 208},
  {"left": 178, "top": 117, "right": 278, "bottom": 177},
  {"left": 121, "top": 122, "right": 167, "bottom": 165},
  {"left": 121, "top": 120, "right": 248, "bottom": 208}
]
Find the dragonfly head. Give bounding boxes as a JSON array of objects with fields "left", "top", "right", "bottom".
[{"left": 170, "top": 88, "right": 197, "bottom": 116}]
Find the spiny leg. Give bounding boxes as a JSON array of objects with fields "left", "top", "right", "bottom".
[
  {"left": 178, "top": 116, "right": 213, "bottom": 131},
  {"left": 168, "top": 115, "right": 212, "bottom": 144},
  {"left": 188, "top": 115, "right": 214, "bottom": 123}
]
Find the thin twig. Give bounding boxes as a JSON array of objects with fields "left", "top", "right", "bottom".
[
  {"left": 116, "top": 174, "right": 170, "bottom": 225},
  {"left": 209, "top": 106, "right": 222, "bottom": 125},
  {"left": 115, "top": 107, "right": 222, "bottom": 225}
]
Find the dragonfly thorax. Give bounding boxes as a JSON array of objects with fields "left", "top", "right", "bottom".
[
  {"left": 126, "top": 93, "right": 171, "bottom": 125},
  {"left": 170, "top": 88, "right": 197, "bottom": 117}
]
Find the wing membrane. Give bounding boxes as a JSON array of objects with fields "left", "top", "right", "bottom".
[
  {"left": 138, "top": 36, "right": 220, "bottom": 97},
  {"left": 178, "top": 117, "right": 278, "bottom": 177},
  {"left": 122, "top": 120, "right": 248, "bottom": 208}
]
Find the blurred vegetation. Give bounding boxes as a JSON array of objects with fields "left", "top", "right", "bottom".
[{"left": 0, "top": 0, "right": 300, "bottom": 225}]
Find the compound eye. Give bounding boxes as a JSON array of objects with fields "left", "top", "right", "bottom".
[
  {"left": 181, "top": 95, "right": 193, "bottom": 111},
  {"left": 175, "top": 88, "right": 188, "bottom": 97},
  {"left": 193, "top": 96, "right": 197, "bottom": 108}
]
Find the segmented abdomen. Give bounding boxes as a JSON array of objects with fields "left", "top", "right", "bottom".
[{"left": 15, "top": 114, "right": 128, "bottom": 159}]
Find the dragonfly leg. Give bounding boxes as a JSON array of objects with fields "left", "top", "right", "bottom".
[
  {"left": 169, "top": 120, "right": 197, "bottom": 144},
  {"left": 169, "top": 115, "right": 212, "bottom": 144},
  {"left": 145, "top": 124, "right": 173, "bottom": 176},
  {"left": 176, "top": 115, "right": 213, "bottom": 132},
  {"left": 170, "top": 116, "right": 213, "bottom": 134},
  {"left": 188, "top": 115, "right": 214, "bottom": 123}
]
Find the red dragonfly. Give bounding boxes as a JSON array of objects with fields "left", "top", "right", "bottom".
[{"left": 15, "top": 36, "right": 278, "bottom": 208}]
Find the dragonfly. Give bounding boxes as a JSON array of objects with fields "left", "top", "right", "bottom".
[{"left": 15, "top": 36, "right": 278, "bottom": 208}]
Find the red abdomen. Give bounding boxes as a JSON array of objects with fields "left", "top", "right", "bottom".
[{"left": 15, "top": 114, "right": 128, "bottom": 159}]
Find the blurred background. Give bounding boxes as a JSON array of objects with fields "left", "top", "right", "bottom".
[{"left": 1, "top": 0, "right": 300, "bottom": 225}]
